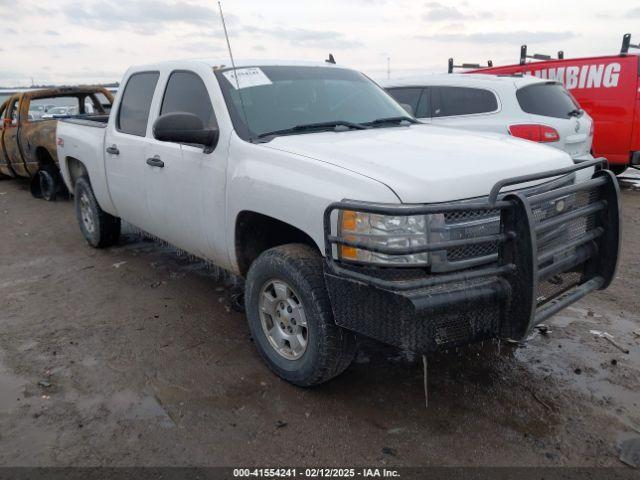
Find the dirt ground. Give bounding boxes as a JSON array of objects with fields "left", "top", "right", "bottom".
[{"left": 0, "top": 175, "right": 639, "bottom": 468}]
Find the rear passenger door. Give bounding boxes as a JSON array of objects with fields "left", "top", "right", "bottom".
[
  {"left": 105, "top": 71, "right": 160, "bottom": 232},
  {"left": 3, "top": 96, "right": 26, "bottom": 176},
  {"left": 144, "top": 70, "right": 222, "bottom": 258},
  {"left": 429, "top": 86, "right": 500, "bottom": 133}
]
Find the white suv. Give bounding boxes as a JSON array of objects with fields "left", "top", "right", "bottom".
[{"left": 381, "top": 74, "right": 594, "bottom": 163}]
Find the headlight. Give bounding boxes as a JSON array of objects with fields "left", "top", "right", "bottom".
[
  {"left": 338, "top": 210, "right": 429, "bottom": 265},
  {"left": 337, "top": 209, "right": 501, "bottom": 268}
]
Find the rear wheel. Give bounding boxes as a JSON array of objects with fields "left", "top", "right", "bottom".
[
  {"left": 39, "top": 166, "right": 58, "bottom": 201},
  {"left": 30, "top": 165, "right": 68, "bottom": 201},
  {"left": 245, "top": 244, "right": 356, "bottom": 386},
  {"left": 74, "top": 176, "right": 120, "bottom": 248}
]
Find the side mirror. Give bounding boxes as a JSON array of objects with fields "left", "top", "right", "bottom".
[
  {"left": 399, "top": 103, "right": 415, "bottom": 116},
  {"left": 153, "top": 112, "right": 219, "bottom": 153}
]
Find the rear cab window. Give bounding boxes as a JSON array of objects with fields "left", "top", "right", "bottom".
[
  {"left": 516, "top": 82, "right": 579, "bottom": 119},
  {"left": 431, "top": 86, "right": 498, "bottom": 117},
  {"left": 28, "top": 96, "right": 81, "bottom": 121},
  {"left": 117, "top": 72, "right": 160, "bottom": 136}
]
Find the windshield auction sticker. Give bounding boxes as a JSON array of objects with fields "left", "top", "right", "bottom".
[{"left": 222, "top": 67, "right": 272, "bottom": 89}]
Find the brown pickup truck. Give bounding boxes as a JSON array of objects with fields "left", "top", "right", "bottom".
[{"left": 0, "top": 86, "right": 114, "bottom": 200}]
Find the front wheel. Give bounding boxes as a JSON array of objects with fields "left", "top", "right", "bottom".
[
  {"left": 74, "top": 177, "right": 120, "bottom": 248},
  {"left": 245, "top": 244, "right": 356, "bottom": 387}
]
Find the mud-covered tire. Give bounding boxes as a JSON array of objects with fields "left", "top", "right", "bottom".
[
  {"left": 74, "top": 176, "right": 120, "bottom": 248},
  {"left": 245, "top": 244, "right": 356, "bottom": 387},
  {"left": 30, "top": 165, "right": 68, "bottom": 201},
  {"left": 39, "top": 166, "right": 58, "bottom": 201}
]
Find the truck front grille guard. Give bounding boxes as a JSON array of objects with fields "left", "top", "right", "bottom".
[{"left": 322, "top": 157, "right": 620, "bottom": 340}]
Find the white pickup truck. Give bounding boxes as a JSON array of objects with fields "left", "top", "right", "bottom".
[{"left": 57, "top": 59, "right": 620, "bottom": 386}]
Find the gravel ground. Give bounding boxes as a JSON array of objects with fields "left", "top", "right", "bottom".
[{"left": 0, "top": 177, "right": 638, "bottom": 468}]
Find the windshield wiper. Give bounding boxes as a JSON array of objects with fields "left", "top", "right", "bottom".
[
  {"left": 257, "top": 120, "right": 368, "bottom": 139},
  {"left": 568, "top": 108, "right": 584, "bottom": 117},
  {"left": 363, "top": 116, "right": 419, "bottom": 126}
]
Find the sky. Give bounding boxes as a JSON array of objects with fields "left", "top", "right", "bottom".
[{"left": 0, "top": 0, "right": 639, "bottom": 86}]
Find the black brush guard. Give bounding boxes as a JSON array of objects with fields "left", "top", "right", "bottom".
[{"left": 322, "top": 158, "right": 620, "bottom": 352}]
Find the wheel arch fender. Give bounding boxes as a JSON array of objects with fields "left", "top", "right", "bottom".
[{"left": 226, "top": 145, "right": 399, "bottom": 276}]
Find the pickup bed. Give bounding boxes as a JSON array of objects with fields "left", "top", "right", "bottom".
[
  {"left": 0, "top": 86, "right": 113, "bottom": 200},
  {"left": 57, "top": 59, "right": 620, "bottom": 386}
]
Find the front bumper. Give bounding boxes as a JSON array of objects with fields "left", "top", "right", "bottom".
[{"left": 323, "top": 158, "right": 620, "bottom": 352}]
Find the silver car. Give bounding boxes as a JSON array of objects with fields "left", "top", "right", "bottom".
[{"left": 381, "top": 73, "right": 594, "bottom": 163}]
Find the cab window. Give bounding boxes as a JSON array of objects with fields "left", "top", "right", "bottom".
[
  {"left": 0, "top": 102, "right": 7, "bottom": 125},
  {"left": 28, "top": 96, "right": 82, "bottom": 121},
  {"left": 160, "top": 71, "right": 216, "bottom": 129},
  {"left": 117, "top": 71, "right": 160, "bottom": 136},
  {"left": 7, "top": 99, "right": 19, "bottom": 126},
  {"left": 431, "top": 86, "right": 498, "bottom": 117}
]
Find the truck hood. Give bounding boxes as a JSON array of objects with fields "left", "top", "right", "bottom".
[{"left": 263, "top": 124, "right": 575, "bottom": 203}]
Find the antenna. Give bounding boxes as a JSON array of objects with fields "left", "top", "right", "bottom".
[
  {"left": 218, "top": 1, "right": 252, "bottom": 140},
  {"left": 218, "top": 1, "right": 240, "bottom": 90}
]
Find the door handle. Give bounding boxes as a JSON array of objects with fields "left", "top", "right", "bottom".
[
  {"left": 146, "top": 156, "right": 164, "bottom": 168},
  {"left": 106, "top": 145, "right": 119, "bottom": 155}
]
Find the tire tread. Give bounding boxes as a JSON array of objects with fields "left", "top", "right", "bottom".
[{"left": 246, "top": 244, "right": 356, "bottom": 386}]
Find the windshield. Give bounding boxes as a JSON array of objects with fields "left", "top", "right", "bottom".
[{"left": 215, "top": 65, "right": 411, "bottom": 140}]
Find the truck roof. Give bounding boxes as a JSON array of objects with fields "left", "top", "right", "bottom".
[
  {"left": 380, "top": 73, "right": 553, "bottom": 89},
  {"left": 127, "top": 58, "right": 342, "bottom": 72}
]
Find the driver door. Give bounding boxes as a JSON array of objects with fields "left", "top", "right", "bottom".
[{"left": 144, "top": 70, "right": 224, "bottom": 259}]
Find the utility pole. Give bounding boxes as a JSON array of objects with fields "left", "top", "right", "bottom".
[{"left": 387, "top": 57, "right": 391, "bottom": 79}]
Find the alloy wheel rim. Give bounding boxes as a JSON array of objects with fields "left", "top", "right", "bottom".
[
  {"left": 79, "top": 193, "right": 95, "bottom": 234},
  {"left": 258, "top": 279, "right": 308, "bottom": 360}
]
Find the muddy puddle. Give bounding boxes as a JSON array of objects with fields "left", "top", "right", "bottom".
[
  {"left": 0, "top": 353, "right": 26, "bottom": 413},
  {"left": 619, "top": 168, "right": 640, "bottom": 190}
]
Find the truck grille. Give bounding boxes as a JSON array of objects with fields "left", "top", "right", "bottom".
[
  {"left": 533, "top": 188, "right": 602, "bottom": 306},
  {"left": 433, "top": 178, "right": 577, "bottom": 272}
]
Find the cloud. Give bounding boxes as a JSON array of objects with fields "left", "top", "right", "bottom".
[
  {"left": 15, "top": 42, "right": 89, "bottom": 50},
  {"left": 415, "top": 30, "right": 577, "bottom": 44},
  {"left": 423, "top": 2, "right": 492, "bottom": 21},
  {"left": 242, "top": 25, "right": 363, "bottom": 49},
  {"left": 64, "top": 0, "right": 218, "bottom": 31},
  {"left": 628, "top": 7, "right": 640, "bottom": 17},
  {"left": 175, "top": 29, "right": 225, "bottom": 41}
]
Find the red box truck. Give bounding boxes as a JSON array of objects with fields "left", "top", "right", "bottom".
[{"left": 472, "top": 34, "right": 640, "bottom": 175}]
